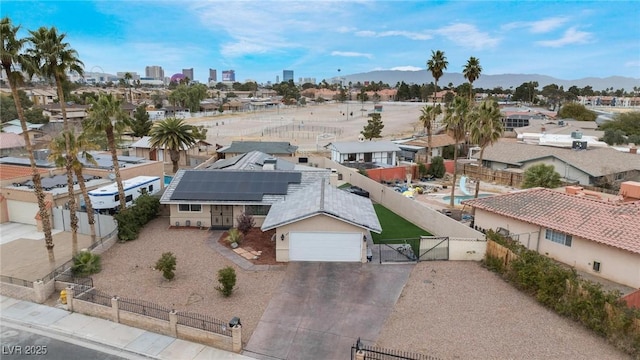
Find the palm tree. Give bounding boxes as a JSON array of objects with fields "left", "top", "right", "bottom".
[
  {"left": 468, "top": 100, "right": 503, "bottom": 198},
  {"left": 124, "top": 72, "right": 133, "bottom": 103},
  {"left": 427, "top": 50, "right": 448, "bottom": 104},
  {"left": 84, "top": 94, "right": 131, "bottom": 210},
  {"left": 443, "top": 96, "right": 471, "bottom": 208},
  {"left": 27, "top": 26, "right": 84, "bottom": 256},
  {"left": 149, "top": 117, "right": 198, "bottom": 174},
  {"left": 419, "top": 104, "right": 442, "bottom": 164},
  {"left": 463, "top": 57, "right": 482, "bottom": 102},
  {"left": 1, "top": 17, "right": 56, "bottom": 266},
  {"left": 49, "top": 131, "right": 100, "bottom": 251}
]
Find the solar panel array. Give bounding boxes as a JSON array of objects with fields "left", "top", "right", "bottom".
[{"left": 170, "top": 170, "right": 302, "bottom": 201}]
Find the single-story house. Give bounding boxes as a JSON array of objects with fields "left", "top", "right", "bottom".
[
  {"left": 129, "top": 136, "right": 212, "bottom": 167},
  {"left": 41, "top": 103, "right": 89, "bottom": 123},
  {"left": 216, "top": 141, "right": 298, "bottom": 159},
  {"left": 261, "top": 180, "right": 381, "bottom": 263},
  {"left": 203, "top": 150, "right": 315, "bottom": 172},
  {"left": 396, "top": 134, "right": 458, "bottom": 163},
  {"left": 475, "top": 141, "right": 640, "bottom": 188},
  {"left": 326, "top": 140, "right": 401, "bottom": 166},
  {"left": 462, "top": 184, "right": 640, "bottom": 288},
  {"left": 1, "top": 120, "right": 45, "bottom": 144},
  {"left": 0, "top": 133, "right": 26, "bottom": 156}
]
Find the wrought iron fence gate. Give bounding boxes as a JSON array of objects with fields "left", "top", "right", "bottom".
[{"left": 418, "top": 237, "right": 449, "bottom": 261}]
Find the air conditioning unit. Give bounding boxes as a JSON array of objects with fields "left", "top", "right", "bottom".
[
  {"left": 175, "top": 221, "right": 180, "bottom": 227},
  {"left": 572, "top": 141, "right": 588, "bottom": 150},
  {"left": 185, "top": 220, "right": 191, "bottom": 227}
]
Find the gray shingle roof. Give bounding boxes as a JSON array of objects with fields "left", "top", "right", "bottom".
[
  {"left": 206, "top": 150, "right": 318, "bottom": 171},
  {"left": 478, "top": 141, "right": 640, "bottom": 176},
  {"left": 218, "top": 141, "right": 298, "bottom": 155},
  {"left": 261, "top": 181, "right": 382, "bottom": 233}
]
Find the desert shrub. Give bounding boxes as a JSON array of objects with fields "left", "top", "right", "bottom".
[
  {"left": 236, "top": 213, "right": 255, "bottom": 235},
  {"left": 418, "top": 162, "right": 428, "bottom": 177},
  {"left": 226, "top": 228, "right": 243, "bottom": 245},
  {"left": 71, "top": 251, "right": 101, "bottom": 277},
  {"left": 428, "top": 156, "right": 445, "bottom": 178},
  {"left": 155, "top": 252, "right": 176, "bottom": 280},
  {"left": 114, "top": 194, "right": 160, "bottom": 241},
  {"left": 216, "top": 266, "right": 237, "bottom": 297}
]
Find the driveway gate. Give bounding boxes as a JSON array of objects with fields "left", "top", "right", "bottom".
[
  {"left": 418, "top": 236, "right": 449, "bottom": 261},
  {"left": 373, "top": 239, "right": 419, "bottom": 264}
]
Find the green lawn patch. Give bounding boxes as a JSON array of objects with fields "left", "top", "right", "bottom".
[{"left": 372, "top": 204, "right": 431, "bottom": 242}]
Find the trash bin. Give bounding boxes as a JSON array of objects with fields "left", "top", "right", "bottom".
[{"left": 229, "top": 317, "right": 241, "bottom": 327}]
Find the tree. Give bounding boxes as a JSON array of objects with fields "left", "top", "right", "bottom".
[
  {"left": 49, "top": 131, "right": 99, "bottom": 249},
  {"left": 602, "top": 129, "right": 627, "bottom": 146},
  {"left": 468, "top": 100, "right": 503, "bottom": 198},
  {"left": 149, "top": 117, "right": 197, "bottom": 173},
  {"left": 155, "top": 252, "right": 176, "bottom": 280},
  {"left": 71, "top": 251, "right": 101, "bottom": 277},
  {"left": 443, "top": 96, "right": 470, "bottom": 207},
  {"left": 558, "top": 103, "right": 597, "bottom": 121},
  {"left": 216, "top": 266, "right": 237, "bottom": 297},
  {"left": 428, "top": 156, "right": 446, "bottom": 178},
  {"left": 131, "top": 104, "right": 152, "bottom": 137},
  {"left": 1, "top": 17, "right": 56, "bottom": 266},
  {"left": 463, "top": 56, "right": 482, "bottom": 102},
  {"left": 124, "top": 72, "right": 133, "bottom": 103},
  {"left": 84, "top": 93, "right": 131, "bottom": 210},
  {"left": 522, "top": 164, "right": 561, "bottom": 189},
  {"left": 419, "top": 104, "right": 442, "bottom": 164},
  {"left": 540, "top": 84, "right": 562, "bottom": 111},
  {"left": 361, "top": 113, "right": 384, "bottom": 140},
  {"left": 28, "top": 25, "right": 84, "bottom": 254},
  {"left": 600, "top": 111, "right": 640, "bottom": 137},
  {"left": 427, "top": 50, "right": 448, "bottom": 104}
]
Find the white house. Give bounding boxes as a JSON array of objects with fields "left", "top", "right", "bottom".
[{"left": 326, "top": 140, "right": 401, "bottom": 166}]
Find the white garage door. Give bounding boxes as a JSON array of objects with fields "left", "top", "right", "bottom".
[
  {"left": 7, "top": 200, "right": 39, "bottom": 225},
  {"left": 289, "top": 232, "right": 362, "bottom": 262}
]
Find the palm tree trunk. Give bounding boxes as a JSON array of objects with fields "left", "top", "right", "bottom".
[
  {"left": 449, "top": 143, "right": 458, "bottom": 208},
  {"left": 75, "top": 165, "right": 97, "bottom": 243},
  {"left": 7, "top": 73, "right": 56, "bottom": 268},
  {"left": 474, "top": 148, "right": 485, "bottom": 199},
  {"left": 107, "top": 126, "right": 127, "bottom": 210},
  {"left": 170, "top": 149, "right": 180, "bottom": 174}
]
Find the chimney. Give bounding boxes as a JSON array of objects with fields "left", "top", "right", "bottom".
[
  {"left": 565, "top": 186, "right": 583, "bottom": 195},
  {"left": 630, "top": 147, "right": 637, "bottom": 155},
  {"left": 263, "top": 157, "right": 277, "bottom": 170},
  {"left": 619, "top": 181, "right": 640, "bottom": 202}
]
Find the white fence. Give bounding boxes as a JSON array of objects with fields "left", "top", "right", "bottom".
[{"left": 52, "top": 207, "right": 117, "bottom": 237}]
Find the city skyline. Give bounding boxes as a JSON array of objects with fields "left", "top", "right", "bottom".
[{"left": 2, "top": 1, "right": 639, "bottom": 84}]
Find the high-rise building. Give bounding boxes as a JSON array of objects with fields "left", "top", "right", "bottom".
[
  {"left": 208, "top": 69, "right": 217, "bottom": 83},
  {"left": 283, "top": 70, "right": 294, "bottom": 82},
  {"left": 145, "top": 65, "right": 164, "bottom": 80},
  {"left": 222, "top": 70, "right": 235, "bottom": 82},
  {"left": 299, "top": 77, "right": 316, "bottom": 85},
  {"left": 116, "top": 72, "right": 140, "bottom": 80},
  {"left": 182, "top": 68, "right": 194, "bottom": 81}
]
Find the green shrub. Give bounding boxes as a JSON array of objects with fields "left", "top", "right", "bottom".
[
  {"left": 216, "top": 266, "right": 237, "bottom": 297},
  {"left": 71, "top": 251, "right": 101, "bottom": 277},
  {"left": 114, "top": 194, "right": 160, "bottom": 241},
  {"left": 155, "top": 252, "right": 176, "bottom": 280},
  {"left": 428, "top": 156, "right": 445, "bottom": 178},
  {"left": 226, "top": 228, "right": 242, "bottom": 245}
]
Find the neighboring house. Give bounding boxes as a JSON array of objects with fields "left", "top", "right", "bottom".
[
  {"left": 397, "top": 134, "right": 458, "bottom": 163},
  {"left": 2, "top": 120, "right": 45, "bottom": 143},
  {"left": 500, "top": 107, "right": 556, "bottom": 131},
  {"left": 462, "top": 183, "right": 640, "bottom": 289},
  {"left": 129, "top": 136, "right": 212, "bottom": 167},
  {"left": 24, "top": 88, "right": 57, "bottom": 106},
  {"left": 217, "top": 141, "right": 298, "bottom": 159},
  {"left": 514, "top": 119, "right": 604, "bottom": 142},
  {"left": 262, "top": 180, "right": 381, "bottom": 263},
  {"left": 326, "top": 140, "right": 401, "bottom": 166},
  {"left": 0, "top": 133, "right": 26, "bottom": 156},
  {"left": 41, "top": 103, "right": 90, "bottom": 123},
  {"left": 475, "top": 141, "right": 640, "bottom": 187},
  {"left": 203, "top": 150, "right": 315, "bottom": 172}
]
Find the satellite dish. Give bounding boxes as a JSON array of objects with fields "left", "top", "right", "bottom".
[
  {"left": 358, "top": 134, "right": 365, "bottom": 142},
  {"left": 108, "top": 173, "right": 116, "bottom": 180}
]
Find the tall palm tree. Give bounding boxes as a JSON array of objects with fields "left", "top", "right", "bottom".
[
  {"left": 1, "top": 17, "right": 56, "bottom": 266},
  {"left": 463, "top": 56, "right": 482, "bottom": 102},
  {"left": 468, "top": 100, "right": 503, "bottom": 198},
  {"left": 149, "top": 117, "right": 198, "bottom": 174},
  {"left": 84, "top": 94, "right": 131, "bottom": 210},
  {"left": 49, "top": 131, "right": 100, "bottom": 251},
  {"left": 443, "top": 96, "right": 471, "bottom": 208},
  {"left": 427, "top": 50, "right": 448, "bottom": 104},
  {"left": 124, "top": 72, "right": 133, "bottom": 103},
  {"left": 27, "top": 26, "right": 84, "bottom": 255},
  {"left": 419, "top": 104, "right": 442, "bottom": 164}
]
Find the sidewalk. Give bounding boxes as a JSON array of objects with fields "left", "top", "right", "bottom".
[{"left": 0, "top": 295, "right": 254, "bottom": 360}]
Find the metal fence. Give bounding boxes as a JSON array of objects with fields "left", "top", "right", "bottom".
[
  {"left": 351, "top": 338, "right": 440, "bottom": 360},
  {"left": 117, "top": 296, "right": 172, "bottom": 321},
  {"left": 0, "top": 275, "right": 34, "bottom": 288},
  {"left": 374, "top": 238, "right": 420, "bottom": 264},
  {"left": 75, "top": 288, "right": 113, "bottom": 307},
  {"left": 55, "top": 270, "right": 94, "bottom": 288},
  {"left": 176, "top": 311, "right": 232, "bottom": 336}
]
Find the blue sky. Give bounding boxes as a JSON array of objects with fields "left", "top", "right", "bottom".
[{"left": 3, "top": 1, "right": 640, "bottom": 84}]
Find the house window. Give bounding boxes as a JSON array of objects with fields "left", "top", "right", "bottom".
[
  {"left": 245, "top": 205, "right": 270, "bottom": 216},
  {"left": 178, "top": 204, "right": 202, "bottom": 212},
  {"left": 592, "top": 261, "right": 601, "bottom": 272},
  {"left": 614, "top": 173, "right": 624, "bottom": 181},
  {"left": 347, "top": 154, "right": 356, "bottom": 161},
  {"left": 545, "top": 229, "right": 572, "bottom": 247}
]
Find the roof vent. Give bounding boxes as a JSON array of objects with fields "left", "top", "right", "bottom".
[
  {"left": 571, "top": 131, "right": 583, "bottom": 139},
  {"left": 263, "top": 157, "right": 277, "bottom": 170}
]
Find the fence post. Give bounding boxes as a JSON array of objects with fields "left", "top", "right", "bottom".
[
  {"left": 169, "top": 310, "right": 178, "bottom": 337},
  {"left": 111, "top": 296, "right": 120, "bottom": 323},
  {"left": 66, "top": 286, "right": 74, "bottom": 312},
  {"left": 232, "top": 324, "right": 242, "bottom": 353},
  {"left": 355, "top": 350, "right": 366, "bottom": 360}
]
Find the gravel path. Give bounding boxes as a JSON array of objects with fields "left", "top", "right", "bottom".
[
  {"left": 376, "top": 261, "right": 631, "bottom": 360},
  {"left": 90, "top": 217, "right": 286, "bottom": 344}
]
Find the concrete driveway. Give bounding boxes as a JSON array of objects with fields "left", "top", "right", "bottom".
[{"left": 244, "top": 262, "right": 412, "bottom": 360}]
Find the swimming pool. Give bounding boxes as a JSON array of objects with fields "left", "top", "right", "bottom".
[
  {"left": 442, "top": 194, "right": 492, "bottom": 205},
  {"left": 164, "top": 175, "right": 173, "bottom": 186}
]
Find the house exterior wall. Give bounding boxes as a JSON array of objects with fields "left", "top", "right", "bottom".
[
  {"left": 82, "top": 161, "right": 164, "bottom": 183},
  {"left": 275, "top": 214, "right": 367, "bottom": 262},
  {"left": 169, "top": 204, "right": 267, "bottom": 228},
  {"left": 474, "top": 210, "right": 640, "bottom": 288},
  {"left": 331, "top": 150, "right": 397, "bottom": 166},
  {"left": 522, "top": 158, "right": 590, "bottom": 185}
]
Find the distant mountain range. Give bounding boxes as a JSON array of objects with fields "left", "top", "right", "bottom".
[{"left": 341, "top": 70, "right": 640, "bottom": 92}]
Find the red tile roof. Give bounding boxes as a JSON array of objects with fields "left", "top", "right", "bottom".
[
  {"left": 0, "top": 164, "right": 49, "bottom": 181},
  {"left": 463, "top": 188, "right": 640, "bottom": 255}
]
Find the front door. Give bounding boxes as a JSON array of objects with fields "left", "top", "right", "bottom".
[{"left": 211, "top": 205, "right": 233, "bottom": 229}]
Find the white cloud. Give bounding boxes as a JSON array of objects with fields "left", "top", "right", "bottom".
[
  {"left": 536, "top": 27, "right": 591, "bottom": 47},
  {"left": 355, "top": 29, "right": 431, "bottom": 40},
  {"left": 624, "top": 60, "right": 640, "bottom": 68},
  {"left": 331, "top": 51, "right": 373, "bottom": 59},
  {"left": 390, "top": 66, "right": 422, "bottom": 71},
  {"left": 436, "top": 23, "right": 500, "bottom": 49},
  {"left": 503, "top": 17, "right": 568, "bottom": 33}
]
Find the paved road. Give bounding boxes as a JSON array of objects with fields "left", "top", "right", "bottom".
[
  {"left": 244, "top": 262, "right": 412, "bottom": 360},
  {"left": 0, "top": 323, "right": 135, "bottom": 360}
]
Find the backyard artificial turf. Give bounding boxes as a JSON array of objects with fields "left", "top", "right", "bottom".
[{"left": 371, "top": 203, "right": 431, "bottom": 242}]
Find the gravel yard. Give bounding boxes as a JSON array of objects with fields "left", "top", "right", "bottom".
[
  {"left": 376, "top": 261, "right": 632, "bottom": 360},
  {"left": 90, "top": 216, "right": 286, "bottom": 344}
]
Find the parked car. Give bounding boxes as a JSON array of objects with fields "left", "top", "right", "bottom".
[{"left": 344, "top": 186, "right": 370, "bottom": 198}]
